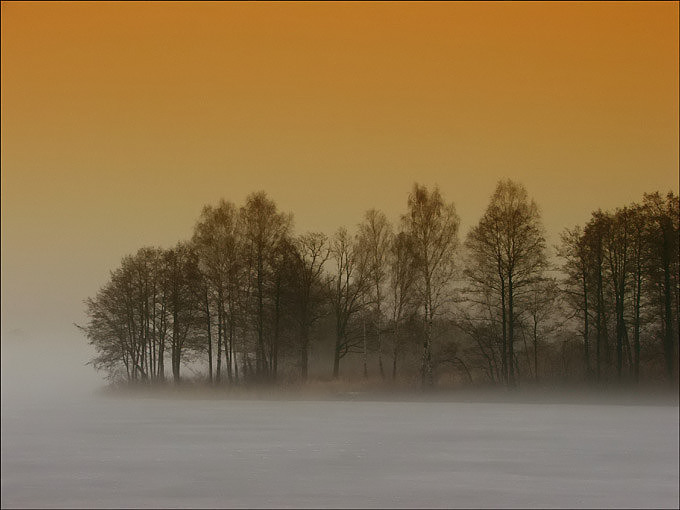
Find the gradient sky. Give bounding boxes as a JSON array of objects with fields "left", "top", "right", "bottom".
[{"left": 1, "top": 2, "right": 678, "bottom": 365}]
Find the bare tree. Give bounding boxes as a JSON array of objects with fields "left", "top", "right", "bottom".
[
  {"left": 288, "top": 232, "right": 330, "bottom": 381},
  {"left": 583, "top": 211, "right": 612, "bottom": 381},
  {"left": 329, "top": 227, "right": 371, "bottom": 379},
  {"left": 386, "top": 230, "right": 417, "bottom": 380},
  {"left": 240, "top": 191, "right": 292, "bottom": 381},
  {"left": 163, "top": 242, "right": 202, "bottom": 384},
  {"left": 82, "top": 246, "right": 201, "bottom": 384},
  {"left": 628, "top": 203, "right": 647, "bottom": 383},
  {"left": 558, "top": 226, "right": 592, "bottom": 378},
  {"left": 192, "top": 200, "right": 242, "bottom": 383},
  {"left": 523, "top": 277, "right": 561, "bottom": 382},
  {"left": 643, "top": 191, "right": 679, "bottom": 383},
  {"left": 357, "top": 209, "right": 393, "bottom": 379},
  {"left": 402, "top": 183, "right": 459, "bottom": 387},
  {"left": 603, "top": 207, "right": 633, "bottom": 381},
  {"left": 465, "top": 180, "right": 546, "bottom": 388}
]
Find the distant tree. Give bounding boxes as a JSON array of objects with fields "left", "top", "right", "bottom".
[
  {"left": 240, "top": 191, "right": 292, "bottom": 381},
  {"left": 82, "top": 186, "right": 678, "bottom": 390},
  {"left": 192, "top": 199, "right": 242, "bottom": 383},
  {"left": 465, "top": 180, "right": 546, "bottom": 387},
  {"left": 627, "top": 203, "right": 647, "bottom": 382},
  {"left": 386, "top": 230, "right": 417, "bottom": 380},
  {"left": 329, "top": 227, "right": 371, "bottom": 379},
  {"left": 455, "top": 296, "right": 504, "bottom": 384},
  {"left": 558, "top": 226, "right": 592, "bottom": 378},
  {"left": 402, "top": 183, "right": 460, "bottom": 387},
  {"left": 82, "top": 264, "right": 135, "bottom": 382},
  {"left": 267, "top": 238, "right": 296, "bottom": 381},
  {"left": 162, "top": 242, "right": 202, "bottom": 383},
  {"left": 82, "top": 246, "right": 202, "bottom": 384},
  {"left": 643, "top": 191, "right": 679, "bottom": 383},
  {"left": 583, "top": 211, "right": 612, "bottom": 381},
  {"left": 357, "top": 209, "right": 393, "bottom": 379},
  {"left": 523, "top": 276, "right": 561, "bottom": 382},
  {"left": 288, "top": 232, "right": 330, "bottom": 381},
  {"left": 603, "top": 207, "right": 634, "bottom": 381}
]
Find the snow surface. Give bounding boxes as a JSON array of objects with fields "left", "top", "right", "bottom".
[{"left": 2, "top": 393, "right": 678, "bottom": 508}]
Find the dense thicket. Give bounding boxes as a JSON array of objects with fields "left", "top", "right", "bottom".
[{"left": 80, "top": 185, "right": 679, "bottom": 388}]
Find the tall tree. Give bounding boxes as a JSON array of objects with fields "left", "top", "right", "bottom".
[
  {"left": 465, "top": 179, "right": 546, "bottom": 387},
  {"left": 558, "top": 226, "right": 592, "bottom": 378},
  {"left": 603, "top": 207, "right": 633, "bottom": 380},
  {"left": 357, "top": 209, "right": 393, "bottom": 379},
  {"left": 329, "top": 227, "right": 371, "bottom": 379},
  {"left": 643, "top": 191, "right": 679, "bottom": 383},
  {"left": 524, "top": 277, "right": 561, "bottom": 382},
  {"left": 403, "top": 183, "right": 459, "bottom": 387},
  {"left": 288, "top": 232, "right": 330, "bottom": 381},
  {"left": 163, "top": 242, "right": 202, "bottom": 384},
  {"left": 240, "top": 191, "right": 292, "bottom": 381},
  {"left": 583, "top": 211, "right": 612, "bottom": 381},
  {"left": 387, "top": 230, "right": 417, "bottom": 380},
  {"left": 192, "top": 200, "right": 242, "bottom": 383},
  {"left": 628, "top": 203, "right": 647, "bottom": 382}
]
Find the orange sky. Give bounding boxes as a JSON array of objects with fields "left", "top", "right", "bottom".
[{"left": 1, "top": 1, "right": 678, "bottom": 349}]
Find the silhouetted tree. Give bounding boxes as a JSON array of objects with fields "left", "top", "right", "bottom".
[
  {"left": 288, "top": 232, "right": 330, "bottom": 381},
  {"left": 386, "top": 230, "right": 417, "bottom": 380},
  {"left": 357, "top": 209, "right": 393, "bottom": 379},
  {"left": 403, "top": 183, "right": 459, "bottom": 387},
  {"left": 558, "top": 226, "right": 593, "bottom": 379},
  {"left": 465, "top": 180, "right": 546, "bottom": 387},
  {"left": 329, "top": 227, "right": 371, "bottom": 379},
  {"left": 523, "top": 276, "right": 561, "bottom": 382},
  {"left": 192, "top": 199, "right": 242, "bottom": 383},
  {"left": 643, "top": 191, "right": 679, "bottom": 383},
  {"left": 240, "top": 191, "right": 292, "bottom": 381}
]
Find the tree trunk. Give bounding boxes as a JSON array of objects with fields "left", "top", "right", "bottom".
[
  {"left": 332, "top": 333, "right": 341, "bottom": 380},
  {"left": 216, "top": 290, "right": 223, "bottom": 383},
  {"left": 582, "top": 270, "right": 590, "bottom": 379},
  {"left": 223, "top": 313, "right": 232, "bottom": 383},
  {"left": 172, "top": 280, "right": 180, "bottom": 384},
  {"left": 422, "top": 278, "right": 434, "bottom": 388},
  {"left": 663, "top": 261, "right": 675, "bottom": 382},
  {"left": 615, "top": 290, "right": 623, "bottom": 381},
  {"left": 533, "top": 321, "right": 539, "bottom": 383},
  {"left": 633, "top": 262, "right": 641, "bottom": 383},
  {"left": 205, "top": 290, "right": 213, "bottom": 384},
  {"left": 228, "top": 313, "right": 235, "bottom": 383},
  {"left": 272, "top": 278, "right": 281, "bottom": 382},
  {"left": 257, "top": 253, "right": 265, "bottom": 379},
  {"left": 499, "top": 270, "right": 508, "bottom": 385},
  {"left": 596, "top": 250, "right": 604, "bottom": 382},
  {"left": 362, "top": 317, "right": 368, "bottom": 379},
  {"left": 301, "top": 325, "right": 310, "bottom": 382},
  {"left": 376, "top": 293, "right": 384, "bottom": 379},
  {"left": 508, "top": 272, "right": 516, "bottom": 388},
  {"left": 392, "top": 321, "right": 399, "bottom": 381}
]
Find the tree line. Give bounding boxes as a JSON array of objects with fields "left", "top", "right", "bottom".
[{"left": 80, "top": 181, "right": 679, "bottom": 389}]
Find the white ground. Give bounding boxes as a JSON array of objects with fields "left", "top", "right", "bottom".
[{"left": 2, "top": 391, "right": 678, "bottom": 509}]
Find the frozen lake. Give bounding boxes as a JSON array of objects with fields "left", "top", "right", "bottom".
[{"left": 2, "top": 392, "right": 678, "bottom": 508}]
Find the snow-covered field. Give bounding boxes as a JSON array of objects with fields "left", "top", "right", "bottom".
[{"left": 2, "top": 392, "right": 678, "bottom": 509}]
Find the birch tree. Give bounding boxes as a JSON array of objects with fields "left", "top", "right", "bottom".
[
  {"left": 357, "top": 209, "right": 393, "bottom": 379},
  {"left": 402, "top": 183, "right": 459, "bottom": 387}
]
